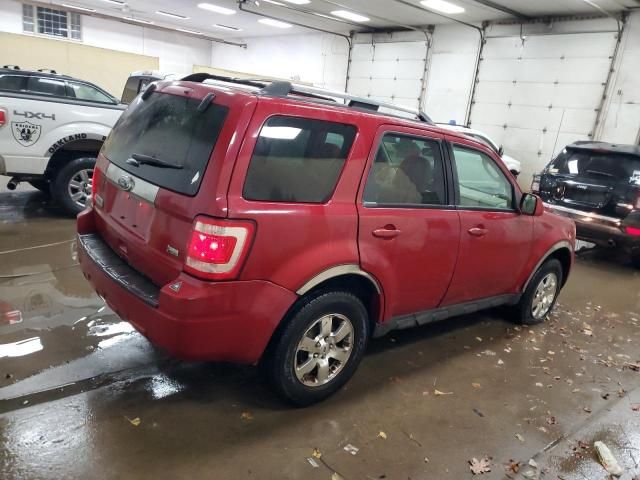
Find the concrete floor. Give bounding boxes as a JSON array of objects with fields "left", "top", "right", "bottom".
[{"left": 1, "top": 184, "right": 640, "bottom": 480}]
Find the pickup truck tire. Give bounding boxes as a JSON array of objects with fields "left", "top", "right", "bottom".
[
  {"left": 264, "top": 290, "right": 369, "bottom": 406},
  {"left": 52, "top": 157, "right": 96, "bottom": 216},
  {"left": 513, "top": 259, "right": 563, "bottom": 325}
]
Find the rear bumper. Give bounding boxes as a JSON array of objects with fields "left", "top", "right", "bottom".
[
  {"left": 77, "top": 209, "right": 297, "bottom": 363},
  {"left": 544, "top": 203, "right": 640, "bottom": 250}
]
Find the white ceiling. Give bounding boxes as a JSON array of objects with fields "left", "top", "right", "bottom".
[{"left": 45, "top": 0, "right": 640, "bottom": 40}]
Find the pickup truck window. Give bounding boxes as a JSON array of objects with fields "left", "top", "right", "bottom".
[
  {"left": 0, "top": 75, "right": 25, "bottom": 92},
  {"left": 452, "top": 145, "right": 513, "bottom": 210},
  {"left": 26, "top": 77, "right": 66, "bottom": 97},
  {"left": 67, "top": 81, "right": 116, "bottom": 104}
]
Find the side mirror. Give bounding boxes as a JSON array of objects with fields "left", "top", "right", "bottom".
[
  {"left": 521, "top": 193, "right": 543, "bottom": 216},
  {"left": 498, "top": 145, "right": 504, "bottom": 157}
]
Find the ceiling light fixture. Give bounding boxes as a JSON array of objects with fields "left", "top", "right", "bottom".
[
  {"left": 281, "top": 0, "right": 311, "bottom": 4},
  {"left": 177, "top": 28, "right": 203, "bottom": 35},
  {"left": 62, "top": 4, "right": 96, "bottom": 12},
  {"left": 330, "top": 10, "right": 369, "bottom": 22},
  {"left": 197, "top": 3, "right": 236, "bottom": 15},
  {"left": 258, "top": 18, "right": 292, "bottom": 28},
  {"left": 420, "top": 0, "right": 465, "bottom": 14},
  {"left": 124, "top": 17, "right": 154, "bottom": 24},
  {"left": 262, "top": 0, "right": 286, "bottom": 4},
  {"left": 100, "top": 0, "right": 126, "bottom": 5},
  {"left": 213, "top": 24, "right": 242, "bottom": 31},
  {"left": 155, "top": 10, "right": 189, "bottom": 19}
]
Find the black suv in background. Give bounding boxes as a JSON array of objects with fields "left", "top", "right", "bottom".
[{"left": 532, "top": 141, "right": 640, "bottom": 265}]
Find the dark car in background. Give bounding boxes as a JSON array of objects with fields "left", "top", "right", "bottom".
[{"left": 532, "top": 141, "right": 640, "bottom": 265}]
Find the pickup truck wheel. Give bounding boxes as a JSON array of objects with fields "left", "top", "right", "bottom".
[
  {"left": 264, "top": 290, "right": 369, "bottom": 406},
  {"left": 514, "top": 259, "right": 562, "bottom": 325},
  {"left": 52, "top": 157, "right": 96, "bottom": 216}
]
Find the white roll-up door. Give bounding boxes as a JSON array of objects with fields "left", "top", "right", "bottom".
[
  {"left": 347, "top": 40, "right": 428, "bottom": 110},
  {"left": 469, "top": 32, "right": 618, "bottom": 181}
]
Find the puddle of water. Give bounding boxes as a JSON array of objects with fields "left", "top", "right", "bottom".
[{"left": 0, "top": 337, "right": 43, "bottom": 358}]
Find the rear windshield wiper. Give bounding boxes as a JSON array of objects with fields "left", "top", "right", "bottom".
[
  {"left": 586, "top": 169, "right": 614, "bottom": 178},
  {"left": 127, "top": 153, "right": 183, "bottom": 169}
]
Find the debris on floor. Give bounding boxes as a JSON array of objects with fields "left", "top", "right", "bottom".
[
  {"left": 594, "top": 441, "right": 624, "bottom": 477},
  {"left": 469, "top": 456, "right": 492, "bottom": 475}
]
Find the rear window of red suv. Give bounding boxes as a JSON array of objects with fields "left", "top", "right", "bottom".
[
  {"left": 243, "top": 116, "right": 357, "bottom": 203},
  {"left": 102, "top": 91, "right": 229, "bottom": 196}
]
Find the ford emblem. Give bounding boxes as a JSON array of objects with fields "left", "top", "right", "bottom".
[{"left": 117, "top": 175, "right": 134, "bottom": 191}]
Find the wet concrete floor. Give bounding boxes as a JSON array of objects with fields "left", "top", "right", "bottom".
[{"left": 1, "top": 185, "right": 640, "bottom": 480}]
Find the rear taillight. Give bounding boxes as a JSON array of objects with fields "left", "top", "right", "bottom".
[
  {"left": 0, "top": 109, "right": 6, "bottom": 127},
  {"left": 184, "top": 217, "right": 255, "bottom": 281},
  {"left": 626, "top": 226, "right": 640, "bottom": 236},
  {"left": 91, "top": 166, "right": 102, "bottom": 207}
]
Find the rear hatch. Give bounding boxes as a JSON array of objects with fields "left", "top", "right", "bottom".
[
  {"left": 92, "top": 83, "right": 239, "bottom": 287},
  {"left": 539, "top": 147, "right": 640, "bottom": 219}
]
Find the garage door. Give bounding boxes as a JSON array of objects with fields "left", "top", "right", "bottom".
[
  {"left": 347, "top": 40, "right": 428, "bottom": 110},
  {"left": 469, "top": 32, "right": 618, "bottom": 182}
]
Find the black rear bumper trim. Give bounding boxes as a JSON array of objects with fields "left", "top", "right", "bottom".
[{"left": 78, "top": 233, "right": 160, "bottom": 307}]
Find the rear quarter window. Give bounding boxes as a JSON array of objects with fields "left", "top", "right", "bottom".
[{"left": 243, "top": 116, "right": 357, "bottom": 203}]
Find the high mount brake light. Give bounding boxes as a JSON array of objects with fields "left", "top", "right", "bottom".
[{"left": 184, "top": 217, "right": 254, "bottom": 280}]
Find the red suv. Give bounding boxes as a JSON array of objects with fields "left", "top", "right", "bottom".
[{"left": 77, "top": 75, "right": 575, "bottom": 405}]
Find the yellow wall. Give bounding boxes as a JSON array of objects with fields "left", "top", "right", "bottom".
[{"left": 0, "top": 32, "right": 159, "bottom": 97}]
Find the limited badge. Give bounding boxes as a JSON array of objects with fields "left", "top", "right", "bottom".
[{"left": 12, "top": 121, "right": 41, "bottom": 147}]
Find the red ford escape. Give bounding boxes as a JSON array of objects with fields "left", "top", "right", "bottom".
[{"left": 77, "top": 75, "right": 576, "bottom": 405}]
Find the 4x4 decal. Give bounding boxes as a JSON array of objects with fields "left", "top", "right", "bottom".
[{"left": 13, "top": 110, "right": 56, "bottom": 121}]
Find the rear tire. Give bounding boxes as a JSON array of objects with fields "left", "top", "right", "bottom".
[
  {"left": 264, "top": 290, "right": 369, "bottom": 406},
  {"left": 52, "top": 157, "right": 96, "bottom": 216},
  {"left": 513, "top": 259, "right": 562, "bottom": 325}
]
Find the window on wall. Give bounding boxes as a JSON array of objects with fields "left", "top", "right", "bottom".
[{"left": 22, "top": 4, "right": 82, "bottom": 40}]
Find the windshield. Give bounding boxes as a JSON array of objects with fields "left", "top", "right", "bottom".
[
  {"left": 549, "top": 149, "right": 640, "bottom": 183},
  {"left": 102, "top": 91, "right": 229, "bottom": 195}
]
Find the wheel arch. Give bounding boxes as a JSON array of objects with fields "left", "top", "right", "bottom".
[
  {"left": 295, "top": 265, "right": 384, "bottom": 334},
  {"left": 44, "top": 138, "right": 103, "bottom": 179},
  {"left": 522, "top": 241, "right": 573, "bottom": 292}
]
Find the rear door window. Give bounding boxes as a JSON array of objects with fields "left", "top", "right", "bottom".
[
  {"left": 101, "top": 91, "right": 229, "bottom": 196},
  {"left": 0, "top": 74, "right": 26, "bottom": 92},
  {"left": 550, "top": 149, "right": 640, "bottom": 182},
  {"left": 26, "top": 77, "right": 67, "bottom": 97},
  {"left": 243, "top": 116, "right": 357, "bottom": 203}
]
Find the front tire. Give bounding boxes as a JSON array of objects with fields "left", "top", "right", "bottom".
[
  {"left": 513, "top": 259, "right": 562, "bottom": 325},
  {"left": 264, "top": 290, "right": 369, "bottom": 406},
  {"left": 52, "top": 157, "right": 96, "bottom": 216}
]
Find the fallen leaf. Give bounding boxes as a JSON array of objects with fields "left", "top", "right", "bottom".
[
  {"left": 312, "top": 448, "right": 322, "bottom": 459},
  {"left": 475, "top": 337, "right": 483, "bottom": 342},
  {"left": 632, "top": 404, "right": 640, "bottom": 412},
  {"left": 497, "top": 359, "right": 504, "bottom": 365},
  {"left": 583, "top": 406, "right": 592, "bottom": 414},
  {"left": 505, "top": 460, "right": 520, "bottom": 474},
  {"left": 528, "top": 459, "right": 538, "bottom": 468},
  {"left": 434, "top": 389, "right": 453, "bottom": 396},
  {"left": 331, "top": 473, "right": 344, "bottom": 480},
  {"left": 240, "top": 411, "right": 254, "bottom": 420},
  {"left": 125, "top": 416, "right": 141, "bottom": 426},
  {"left": 469, "top": 456, "right": 492, "bottom": 474},
  {"left": 546, "top": 416, "right": 557, "bottom": 425},
  {"left": 306, "top": 457, "right": 319, "bottom": 468},
  {"left": 378, "top": 431, "right": 387, "bottom": 439},
  {"left": 515, "top": 433, "right": 525, "bottom": 442},
  {"left": 535, "top": 382, "right": 544, "bottom": 388},
  {"left": 472, "top": 383, "right": 482, "bottom": 389}
]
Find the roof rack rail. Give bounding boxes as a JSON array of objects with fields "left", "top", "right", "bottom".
[
  {"left": 181, "top": 73, "right": 433, "bottom": 124},
  {"left": 37, "top": 68, "right": 57, "bottom": 74},
  {"left": 2, "top": 65, "right": 21, "bottom": 70}
]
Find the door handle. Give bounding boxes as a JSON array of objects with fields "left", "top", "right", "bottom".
[
  {"left": 372, "top": 227, "right": 402, "bottom": 239},
  {"left": 468, "top": 227, "right": 488, "bottom": 237}
]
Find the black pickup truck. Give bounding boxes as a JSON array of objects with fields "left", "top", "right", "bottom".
[{"left": 531, "top": 141, "right": 640, "bottom": 265}]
